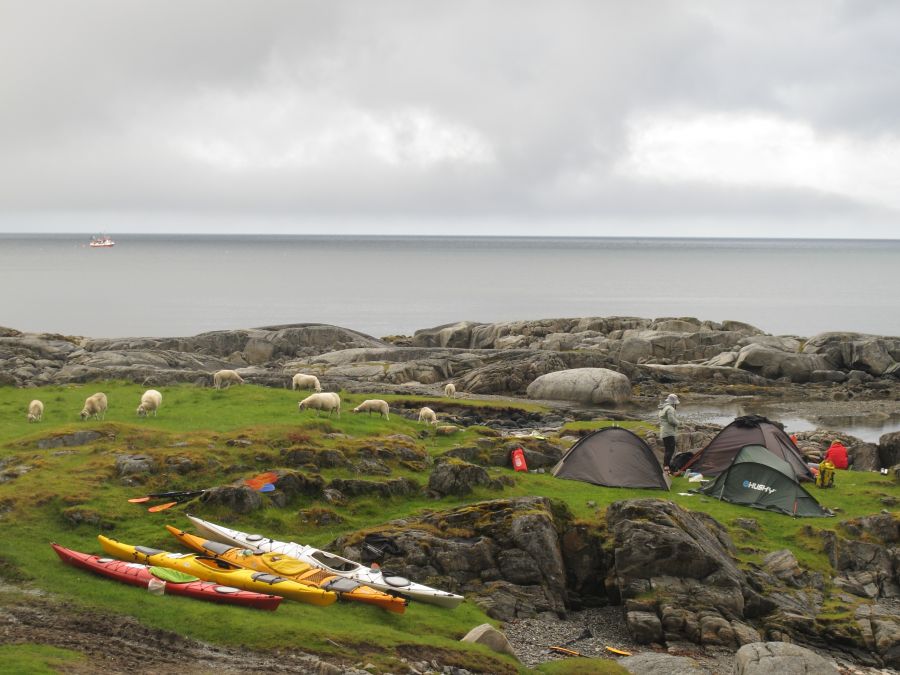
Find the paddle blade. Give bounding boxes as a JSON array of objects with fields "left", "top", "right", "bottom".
[
  {"left": 128, "top": 497, "right": 151, "bottom": 503},
  {"left": 148, "top": 501, "right": 178, "bottom": 513},
  {"left": 244, "top": 471, "right": 278, "bottom": 488}
]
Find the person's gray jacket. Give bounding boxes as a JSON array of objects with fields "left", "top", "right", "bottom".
[{"left": 658, "top": 403, "right": 679, "bottom": 438}]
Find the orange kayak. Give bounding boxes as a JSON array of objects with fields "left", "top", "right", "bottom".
[{"left": 166, "top": 526, "right": 408, "bottom": 614}]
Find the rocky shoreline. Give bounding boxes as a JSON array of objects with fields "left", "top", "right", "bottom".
[
  {"left": 2, "top": 316, "right": 898, "bottom": 396},
  {"left": 2, "top": 316, "right": 900, "bottom": 673},
  {"left": 4, "top": 315, "right": 898, "bottom": 465}
]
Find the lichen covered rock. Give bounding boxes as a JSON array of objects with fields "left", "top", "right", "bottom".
[{"left": 526, "top": 367, "right": 631, "bottom": 404}]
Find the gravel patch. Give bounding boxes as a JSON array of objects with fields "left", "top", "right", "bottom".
[
  {"left": 503, "top": 607, "right": 636, "bottom": 666},
  {"left": 502, "top": 606, "right": 736, "bottom": 673},
  {"left": 503, "top": 607, "right": 898, "bottom": 675}
]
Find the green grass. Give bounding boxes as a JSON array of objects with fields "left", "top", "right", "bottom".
[
  {"left": 558, "top": 420, "right": 655, "bottom": 436},
  {"left": 385, "top": 394, "right": 551, "bottom": 414},
  {"left": 0, "top": 644, "right": 85, "bottom": 674},
  {"left": 0, "top": 382, "right": 529, "bottom": 459},
  {"left": 0, "top": 381, "right": 445, "bottom": 441},
  {"left": 0, "top": 381, "right": 896, "bottom": 673}
]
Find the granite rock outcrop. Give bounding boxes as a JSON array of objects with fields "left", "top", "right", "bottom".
[
  {"left": 2, "top": 318, "right": 897, "bottom": 396},
  {"left": 526, "top": 367, "right": 632, "bottom": 405},
  {"left": 324, "top": 495, "right": 899, "bottom": 668}
]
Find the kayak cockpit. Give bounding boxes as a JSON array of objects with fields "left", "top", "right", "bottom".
[{"left": 310, "top": 550, "right": 359, "bottom": 572}]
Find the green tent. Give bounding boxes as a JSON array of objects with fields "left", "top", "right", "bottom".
[{"left": 697, "top": 445, "right": 832, "bottom": 517}]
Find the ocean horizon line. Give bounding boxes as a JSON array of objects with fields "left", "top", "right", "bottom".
[{"left": 1, "top": 231, "right": 899, "bottom": 244}]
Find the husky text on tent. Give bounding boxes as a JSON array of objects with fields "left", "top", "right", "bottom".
[{"left": 742, "top": 479, "right": 776, "bottom": 494}]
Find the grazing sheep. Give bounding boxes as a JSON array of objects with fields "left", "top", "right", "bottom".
[
  {"left": 352, "top": 399, "right": 390, "bottom": 420},
  {"left": 27, "top": 400, "right": 43, "bottom": 423},
  {"left": 298, "top": 392, "right": 341, "bottom": 417},
  {"left": 80, "top": 392, "right": 108, "bottom": 421},
  {"left": 418, "top": 406, "right": 437, "bottom": 425},
  {"left": 213, "top": 369, "right": 244, "bottom": 389},
  {"left": 136, "top": 389, "right": 163, "bottom": 417},
  {"left": 291, "top": 373, "right": 322, "bottom": 392},
  {"left": 444, "top": 383, "right": 456, "bottom": 398}
]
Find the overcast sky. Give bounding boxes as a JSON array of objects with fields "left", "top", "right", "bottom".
[{"left": 2, "top": 0, "right": 899, "bottom": 238}]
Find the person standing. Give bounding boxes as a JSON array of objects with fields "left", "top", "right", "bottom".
[{"left": 658, "top": 393, "right": 680, "bottom": 474}]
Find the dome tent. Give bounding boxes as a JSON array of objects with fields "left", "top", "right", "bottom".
[
  {"left": 552, "top": 427, "right": 670, "bottom": 490},
  {"left": 682, "top": 415, "right": 814, "bottom": 482},
  {"left": 697, "top": 444, "right": 832, "bottom": 517}
]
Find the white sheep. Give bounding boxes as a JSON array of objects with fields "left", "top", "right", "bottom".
[
  {"left": 352, "top": 399, "right": 390, "bottom": 420},
  {"left": 80, "top": 392, "right": 108, "bottom": 421},
  {"left": 136, "top": 389, "right": 163, "bottom": 417},
  {"left": 213, "top": 369, "right": 245, "bottom": 389},
  {"left": 291, "top": 373, "right": 322, "bottom": 392},
  {"left": 298, "top": 392, "right": 341, "bottom": 417},
  {"left": 27, "top": 400, "right": 43, "bottom": 423},
  {"left": 444, "top": 383, "right": 456, "bottom": 398},
  {"left": 418, "top": 406, "right": 437, "bottom": 425}
]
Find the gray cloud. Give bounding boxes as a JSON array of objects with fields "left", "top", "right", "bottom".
[{"left": 1, "top": 0, "right": 899, "bottom": 237}]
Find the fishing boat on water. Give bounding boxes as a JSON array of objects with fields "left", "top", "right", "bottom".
[{"left": 89, "top": 235, "right": 115, "bottom": 248}]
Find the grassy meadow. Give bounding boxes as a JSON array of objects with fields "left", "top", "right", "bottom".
[{"left": 0, "top": 382, "right": 895, "bottom": 673}]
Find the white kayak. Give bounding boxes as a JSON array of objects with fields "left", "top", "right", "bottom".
[{"left": 186, "top": 515, "right": 464, "bottom": 609}]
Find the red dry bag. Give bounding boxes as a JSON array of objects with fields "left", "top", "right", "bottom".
[{"left": 511, "top": 447, "right": 528, "bottom": 472}]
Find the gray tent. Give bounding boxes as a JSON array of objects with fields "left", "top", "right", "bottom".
[
  {"left": 552, "top": 427, "right": 670, "bottom": 490},
  {"left": 697, "top": 444, "right": 832, "bottom": 517}
]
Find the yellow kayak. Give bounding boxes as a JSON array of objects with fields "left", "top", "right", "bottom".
[
  {"left": 98, "top": 535, "right": 336, "bottom": 607},
  {"left": 166, "top": 526, "right": 408, "bottom": 613}
]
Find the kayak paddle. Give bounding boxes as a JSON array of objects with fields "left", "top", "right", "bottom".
[
  {"left": 129, "top": 489, "right": 207, "bottom": 503},
  {"left": 130, "top": 471, "right": 280, "bottom": 505},
  {"left": 148, "top": 501, "right": 179, "bottom": 513},
  {"left": 145, "top": 481, "right": 279, "bottom": 512}
]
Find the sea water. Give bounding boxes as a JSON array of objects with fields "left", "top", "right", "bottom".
[{"left": 1, "top": 234, "right": 898, "bottom": 339}]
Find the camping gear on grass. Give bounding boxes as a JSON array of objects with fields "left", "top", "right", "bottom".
[
  {"left": 551, "top": 427, "right": 670, "bottom": 490},
  {"left": 97, "top": 535, "right": 337, "bottom": 606},
  {"left": 682, "top": 416, "right": 814, "bottom": 482},
  {"left": 51, "top": 543, "right": 282, "bottom": 610},
  {"left": 167, "top": 526, "right": 408, "bottom": 613},
  {"left": 360, "top": 533, "right": 403, "bottom": 564},
  {"left": 186, "top": 515, "right": 464, "bottom": 609},
  {"left": 670, "top": 451, "right": 695, "bottom": 473},
  {"left": 816, "top": 460, "right": 836, "bottom": 488},
  {"left": 696, "top": 445, "right": 832, "bottom": 517},
  {"left": 510, "top": 447, "right": 528, "bottom": 472}
]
